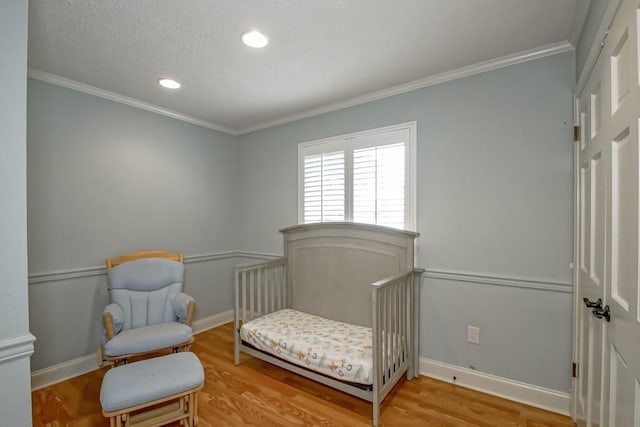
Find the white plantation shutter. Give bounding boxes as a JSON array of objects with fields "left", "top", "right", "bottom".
[
  {"left": 303, "top": 151, "right": 345, "bottom": 222},
  {"left": 299, "top": 122, "right": 415, "bottom": 230},
  {"left": 353, "top": 143, "right": 405, "bottom": 229}
]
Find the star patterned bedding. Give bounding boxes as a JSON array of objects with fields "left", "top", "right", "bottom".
[{"left": 239, "top": 308, "right": 374, "bottom": 385}]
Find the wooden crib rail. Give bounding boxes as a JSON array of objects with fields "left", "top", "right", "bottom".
[
  {"left": 234, "top": 258, "right": 287, "bottom": 365},
  {"left": 371, "top": 268, "right": 423, "bottom": 426}
]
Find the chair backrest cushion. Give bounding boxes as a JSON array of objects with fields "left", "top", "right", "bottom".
[{"left": 107, "top": 258, "right": 185, "bottom": 330}]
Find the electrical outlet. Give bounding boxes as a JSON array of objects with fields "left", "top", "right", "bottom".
[{"left": 467, "top": 325, "right": 480, "bottom": 344}]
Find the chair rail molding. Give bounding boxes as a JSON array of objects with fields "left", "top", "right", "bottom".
[
  {"left": 28, "top": 251, "right": 282, "bottom": 284},
  {"left": 28, "top": 253, "right": 573, "bottom": 295},
  {"left": 423, "top": 269, "right": 572, "bottom": 293},
  {"left": 0, "top": 333, "right": 36, "bottom": 365}
]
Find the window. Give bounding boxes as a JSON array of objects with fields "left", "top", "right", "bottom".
[{"left": 298, "top": 122, "right": 416, "bottom": 230}]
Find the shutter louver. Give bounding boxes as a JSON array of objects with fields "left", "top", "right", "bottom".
[
  {"left": 303, "top": 151, "right": 345, "bottom": 223},
  {"left": 300, "top": 123, "right": 413, "bottom": 230},
  {"left": 353, "top": 143, "right": 405, "bottom": 229}
]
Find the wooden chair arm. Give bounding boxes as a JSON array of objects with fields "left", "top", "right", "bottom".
[
  {"left": 102, "top": 311, "right": 115, "bottom": 340},
  {"left": 185, "top": 300, "right": 195, "bottom": 327}
]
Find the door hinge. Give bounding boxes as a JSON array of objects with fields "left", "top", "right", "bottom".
[
  {"left": 573, "top": 126, "right": 580, "bottom": 142},
  {"left": 601, "top": 31, "right": 609, "bottom": 49},
  {"left": 572, "top": 362, "right": 577, "bottom": 378}
]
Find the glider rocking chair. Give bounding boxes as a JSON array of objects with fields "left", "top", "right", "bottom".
[{"left": 98, "top": 250, "right": 196, "bottom": 366}]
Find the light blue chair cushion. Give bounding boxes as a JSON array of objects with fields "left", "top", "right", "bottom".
[
  {"left": 103, "top": 322, "right": 193, "bottom": 357},
  {"left": 172, "top": 292, "right": 194, "bottom": 323},
  {"left": 100, "top": 352, "right": 204, "bottom": 413},
  {"left": 110, "top": 286, "right": 185, "bottom": 329},
  {"left": 107, "top": 258, "right": 188, "bottom": 330},
  {"left": 108, "top": 258, "right": 184, "bottom": 292},
  {"left": 103, "top": 303, "right": 125, "bottom": 334}
]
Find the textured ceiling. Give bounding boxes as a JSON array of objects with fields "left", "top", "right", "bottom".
[{"left": 28, "top": 0, "right": 579, "bottom": 134}]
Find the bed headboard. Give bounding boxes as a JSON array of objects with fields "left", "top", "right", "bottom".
[{"left": 280, "top": 222, "right": 419, "bottom": 327}]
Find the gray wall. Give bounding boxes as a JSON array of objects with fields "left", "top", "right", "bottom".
[
  {"left": 27, "top": 51, "right": 575, "bottom": 394},
  {"left": 237, "top": 52, "right": 575, "bottom": 392},
  {"left": 0, "top": 0, "right": 34, "bottom": 425},
  {"left": 576, "top": 0, "right": 610, "bottom": 77},
  {"left": 27, "top": 79, "right": 241, "bottom": 370}
]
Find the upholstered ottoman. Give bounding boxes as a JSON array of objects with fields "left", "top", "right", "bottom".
[{"left": 100, "top": 352, "right": 204, "bottom": 427}]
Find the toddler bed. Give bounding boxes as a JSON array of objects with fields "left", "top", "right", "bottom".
[{"left": 234, "top": 223, "right": 422, "bottom": 426}]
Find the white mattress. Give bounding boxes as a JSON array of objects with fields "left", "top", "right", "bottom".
[{"left": 240, "top": 309, "right": 373, "bottom": 385}]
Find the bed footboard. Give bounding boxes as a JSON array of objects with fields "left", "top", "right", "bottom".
[
  {"left": 234, "top": 258, "right": 287, "bottom": 365},
  {"left": 371, "top": 268, "right": 423, "bottom": 426}
]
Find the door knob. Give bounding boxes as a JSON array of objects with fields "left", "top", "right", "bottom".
[
  {"left": 592, "top": 305, "right": 611, "bottom": 322},
  {"left": 583, "top": 297, "right": 603, "bottom": 309}
]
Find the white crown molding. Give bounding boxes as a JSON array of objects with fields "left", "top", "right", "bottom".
[
  {"left": 0, "top": 334, "right": 36, "bottom": 365},
  {"left": 31, "top": 310, "right": 234, "bottom": 390},
  {"left": 238, "top": 41, "right": 574, "bottom": 134},
  {"left": 420, "top": 357, "right": 571, "bottom": 415},
  {"left": 27, "top": 69, "right": 239, "bottom": 136},
  {"left": 423, "top": 269, "right": 572, "bottom": 293},
  {"left": 30, "top": 42, "right": 573, "bottom": 137}
]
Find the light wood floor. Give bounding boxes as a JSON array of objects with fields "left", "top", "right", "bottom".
[{"left": 32, "top": 322, "right": 576, "bottom": 426}]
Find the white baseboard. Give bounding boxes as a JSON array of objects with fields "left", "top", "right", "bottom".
[
  {"left": 191, "top": 309, "right": 234, "bottom": 333},
  {"left": 31, "top": 310, "right": 235, "bottom": 391},
  {"left": 419, "top": 357, "right": 571, "bottom": 416},
  {"left": 31, "top": 352, "right": 98, "bottom": 391}
]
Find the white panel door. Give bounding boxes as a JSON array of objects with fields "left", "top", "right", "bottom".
[
  {"left": 575, "top": 0, "right": 640, "bottom": 425},
  {"left": 577, "top": 51, "right": 608, "bottom": 427},
  {"left": 603, "top": 0, "right": 640, "bottom": 425}
]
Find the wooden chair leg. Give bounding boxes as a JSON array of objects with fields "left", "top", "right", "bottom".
[
  {"left": 194, "top": 392, "right": 199, "bottom": 426},
  {"left": 190, "top": 393, "right": 195, "bottom": 426},
  {"left": 97, "top": 345, "right": 104, "bottom": 368}
]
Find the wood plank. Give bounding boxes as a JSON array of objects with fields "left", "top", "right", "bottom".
[
  {"left": 106, "top": 250, "right": 183, "bottom": 270},
  {"left": 32, "top": 322, "right": 575, "bottom": 426}
]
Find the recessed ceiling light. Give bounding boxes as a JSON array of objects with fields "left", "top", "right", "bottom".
[
  {"left": 242, "top": 30, "right": 268, "bottom": 48},
  {"left": 158, "top": 78, "right": 181, "bottom": 89}
]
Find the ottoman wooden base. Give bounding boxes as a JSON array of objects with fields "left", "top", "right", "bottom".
[
  {"left": 103, "top": 385, "right": 201, "bottom": 427},
  {"left": 100, "top": 352, "right": 204, "bottom": 427}
]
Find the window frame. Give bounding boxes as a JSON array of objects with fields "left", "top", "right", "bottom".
[{"left": 297, "top": 121, "right": 417, "bottom": 231}]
